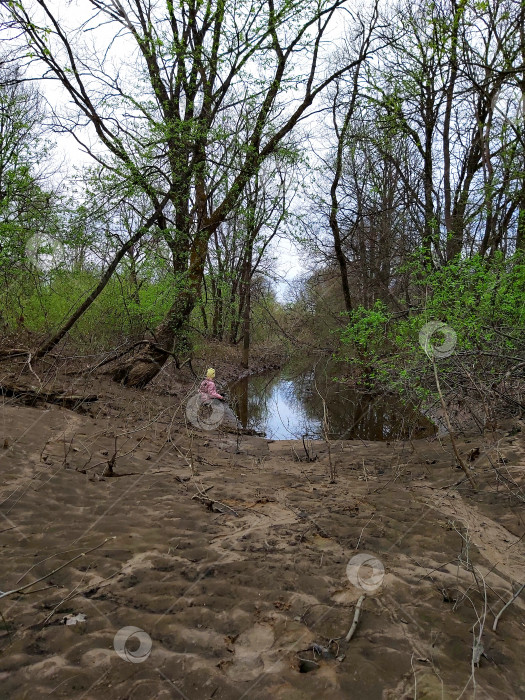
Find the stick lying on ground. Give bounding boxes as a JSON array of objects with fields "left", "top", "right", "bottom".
[
  {"left": 0, "top": 538, "right": 114, "bottom": 600},
  {"left": 0, "top": 382, "right": 98, "bottom": 409},
  {"left": 345, "top": 594, "right": 366, "bottom": 642},
  {"left": 493, "top": 582, "right": 525, "bottom": 632}
]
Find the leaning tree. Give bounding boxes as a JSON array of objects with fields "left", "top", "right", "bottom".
[{"left": 3, "top": 0, "right": 379, "bottom": 386}]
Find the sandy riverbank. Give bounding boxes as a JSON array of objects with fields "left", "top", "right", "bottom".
[{"left": 0, "top": 366, "right": 524, "bottom": 699}]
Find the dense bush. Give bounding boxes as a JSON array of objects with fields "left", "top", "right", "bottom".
[
  {"left": 1, "top": 267, "right": 174, "bottom": 350},
  {"left": 339, "top": 253, "right": 525, "bottom": 408}
]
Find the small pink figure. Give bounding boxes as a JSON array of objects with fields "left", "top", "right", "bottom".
[{"left": 199, "top": 368, "right": 224, "bottom": 403}]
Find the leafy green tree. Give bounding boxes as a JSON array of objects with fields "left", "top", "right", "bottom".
[
  {"left": 0, "top": 63, "right": 53, "bottom": 259},
  {"left": 339, "top": 253, "right": 525, "bottom": 413},
  {"left": 0, "top": 61, "right": 59, "bottom": 326},
  {"left": 6, "top": 0, "right": 371, "bottom": 386}
]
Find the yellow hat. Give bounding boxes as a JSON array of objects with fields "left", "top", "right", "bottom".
[{"left": 206, "top": 368, "right": 215, "bottom": 379}]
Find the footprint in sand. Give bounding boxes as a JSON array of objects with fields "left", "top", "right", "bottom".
[{"left": 226, "top": 623, "right": 275, "bottom": 682}]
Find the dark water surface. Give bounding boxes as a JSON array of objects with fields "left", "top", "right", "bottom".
[{"left": 228, "top": 364, "right": 436, "bottom": 441}]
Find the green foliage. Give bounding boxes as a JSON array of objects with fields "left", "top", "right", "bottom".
[
  {"left": 0, "top": 70, "right": 57, "bottom": 274},
  {"left": 340, "top": 300, "right": 391, "bottom": 363},
  {"left": 2, "top": 264, "right": 175, "bottom": 350},
  {"left": 339, "top": 253, "right": 525, "bottom": 399},
  {"left": 409, "top": 253, "right": 525, "bottom": 350}
]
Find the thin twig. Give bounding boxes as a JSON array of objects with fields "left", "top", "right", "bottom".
[
  {"left": 356, "top": 513, "right": 375, "bottom": 550},
  {"left": 492, "top": 582, "right": 525, "bottom": 632},
  {"left": 432, "top": 360, "right": 477, "bottom": 490},
  {"left": 0, "top": 538, "right": 114, "bottom": 600}
]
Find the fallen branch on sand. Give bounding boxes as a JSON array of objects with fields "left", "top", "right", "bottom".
[
  {"left": 0, "top": 348, "right": 29, "bottom": 360},
  {"left": 345, "top": 594, "right": 366, "bottom": 642},
  {"left": 492, "top": 582, "right": 525, "bottom": 632},
  {"left": 191, "top": 483, "right": 239, "bottom": 517},
  {"left": 41, "top": 568, "right": 123, "bottom": 625},
  {"left": 0, "top": 538, "right": 114, "bottom": 601},
  {"left": 192, "top": 493, "right": 239, "bottom": 517},
  {"left": 0, "top": 382, "right": 98, "bottom": 410},
  {"left": 300, "top": 595, "right": 368, "bottom": 665}
]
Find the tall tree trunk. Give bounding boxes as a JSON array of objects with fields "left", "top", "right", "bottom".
[
  {"left": 517, "top": 207, "right": 525, "bottom": 253},
  {"left": 331, "top": 215, "right": 353, "bottom": 313},
  {"left": 329, "top": 84, "right": 355, "bottom": 314},
  {"left": 230, "top": 285, "right": 245, "bottom": 345},
  {"left": 241, "top": 242, "right": 253, "bottom": 368},
  {"left": 422, "top": 119, "right": 435, "bottom": 265},
  {"left": 447, "top": 100, "right": 486, "bottom": 260},
  {"left": 228, "top": 277, "right": 240, "bottom": 343},
  {"left": 113, "top": 229, "right": 211, "bottom": 387},
  {"left": 200, "top": 300, "right": 208, "bottom": 334},
  {"left": 212, "top": 284, "right": 223, "bottom": 340},
  {"left": 517, "top": 3, "right": 525, "bottom": 253},
  {"left": 443, "top": 0, "right": 465, "bottom": 248}
]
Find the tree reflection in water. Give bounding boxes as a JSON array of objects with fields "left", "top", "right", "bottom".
[{"left": 228, "top": 363, "right": 436, "bottom": 441}]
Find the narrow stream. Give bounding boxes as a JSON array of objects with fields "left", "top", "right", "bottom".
[{"left": 228, "top": 364, "right": 436, "bottom": 441}]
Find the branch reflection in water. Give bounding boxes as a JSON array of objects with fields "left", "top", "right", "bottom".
[{"left": 228, "top": 361, "right": 436, "bottom": 441}]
